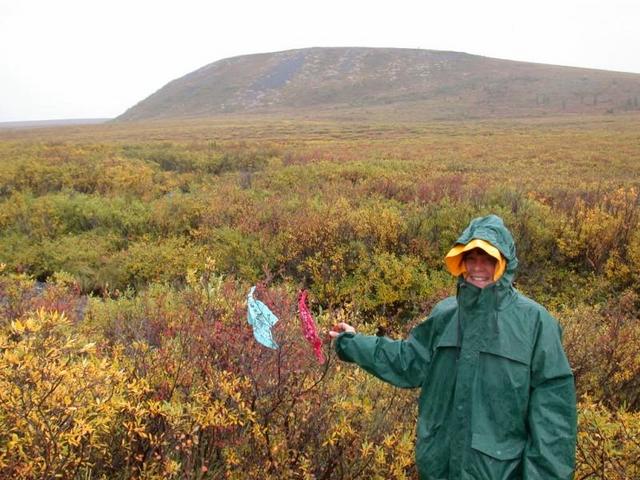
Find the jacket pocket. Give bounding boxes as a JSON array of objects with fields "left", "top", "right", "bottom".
[
  {"left": 473, "top": 347, "right": 530, "bottom": 440},
  {"left": 468, "top": 433, "right": 525, "bottom": 480},
  {"left": 471, "top": 433, "right": 525, "bottom": 461},
  {"left": 477, "top": 336, "right": 531, "bottom": 402},
  {"left": 480, "top": 342, "right": 530, "bottom": 366}
]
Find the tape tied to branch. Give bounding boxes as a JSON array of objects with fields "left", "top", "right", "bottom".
[
  {"left": 298, "top": 289, "right": 325, "bottom": 364},
  {"left": 247, "top": 286, "right": 279, "bottom": 350}
]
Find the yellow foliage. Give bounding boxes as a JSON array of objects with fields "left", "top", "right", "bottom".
[
  {"left": 577, "top": 398, "right": 640, "bottom": 480},
  {"left": 0, "top": 309, "right": 132, "bottom": 479},
  {"left": 556, "top": 187, "right": 638, "bottom": 272}
]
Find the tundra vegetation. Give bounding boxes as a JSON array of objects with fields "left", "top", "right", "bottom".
[{"left": 0, "top": 115, "right": 639, "bottom": 479}]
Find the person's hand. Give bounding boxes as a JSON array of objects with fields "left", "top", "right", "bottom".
[{"left": 328, "top": 322, "right": 356, "bottom": 339}]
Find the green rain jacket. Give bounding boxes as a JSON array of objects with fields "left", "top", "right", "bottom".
[{"left": 335, "top": 215, "right": 577, "bottom": 480}]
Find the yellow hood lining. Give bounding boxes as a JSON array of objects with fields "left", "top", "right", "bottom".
[{"left": 444, "top": 238, "right": 506, "bottom": 282}]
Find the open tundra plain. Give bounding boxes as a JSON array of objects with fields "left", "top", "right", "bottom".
[{"left": 0, "top": 114, "right": 639, "bottom": 478}]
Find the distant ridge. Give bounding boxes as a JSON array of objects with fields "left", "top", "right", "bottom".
[
  {"left": 117, "top": 47, "right": 640, "bottom": 121},
  {"left": 0, "top": 118, "right": 109, "bottom": 129}
]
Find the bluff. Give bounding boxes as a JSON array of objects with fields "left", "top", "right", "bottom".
[{"left": 117, "top": 47, "right": 640, "bottom": 121}]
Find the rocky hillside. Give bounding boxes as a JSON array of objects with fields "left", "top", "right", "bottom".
[{"left": 117, "top": 47, "right": 640, "bottom": 121}]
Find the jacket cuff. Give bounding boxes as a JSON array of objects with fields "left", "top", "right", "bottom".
[{"left": 334, "top": 332, "right": 357, "bottom": 361}]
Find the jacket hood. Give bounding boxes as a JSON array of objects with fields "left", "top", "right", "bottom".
[{"left": 450, "top": 214, "right": 518, "bottom": 287}]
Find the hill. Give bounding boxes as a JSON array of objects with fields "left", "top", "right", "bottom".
[{"left": 116, "top": 47, "right": 640, "bottom": 121}]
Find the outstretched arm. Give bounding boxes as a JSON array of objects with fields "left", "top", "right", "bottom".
[{"left": 332, "top": 321, "right": 433, "bottom": 389}]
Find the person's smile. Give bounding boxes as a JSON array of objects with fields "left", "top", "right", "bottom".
[{"left": 463, "top": 249, "right": 496, "bottom": 289}]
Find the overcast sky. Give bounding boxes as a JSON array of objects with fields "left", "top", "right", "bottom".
[{"left": 1, "top": 0, "right": 639, "bottom": 122}]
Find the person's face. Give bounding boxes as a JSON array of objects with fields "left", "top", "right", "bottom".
[{"left": 463, "top": 248, "right": 497, "bottom": 289}]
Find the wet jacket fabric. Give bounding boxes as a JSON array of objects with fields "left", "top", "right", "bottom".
[{"left": 335, "top": 215, "right": 576, "bottom": 479}]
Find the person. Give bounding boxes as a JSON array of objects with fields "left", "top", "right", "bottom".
[{"left": 329, "top": 214, "right": 576, "bottom": 480}]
